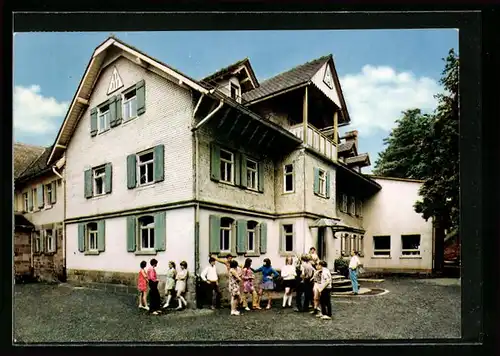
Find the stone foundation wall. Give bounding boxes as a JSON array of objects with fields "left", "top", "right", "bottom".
[
  {"left": 14, "top": 230, "right": 32, "bottom": 277},
  {"left": 67, "top": 269, "right": 197, "bottom": 308}
]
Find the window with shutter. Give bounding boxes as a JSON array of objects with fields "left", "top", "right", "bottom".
[
  {"left": 209, "top": 215, "right": 221, "bottom": 254},
  {"left": 136, "top": 80, "right": 146, "bottom": 115}
]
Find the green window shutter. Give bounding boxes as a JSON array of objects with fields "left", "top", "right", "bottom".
[
  {"left": 313, "top": 167, "right": 320, "bottom": 194},
  {"left": 236, "top": 220, "right": 247, "bottom": 254},
  {"left": 326, "top": 171, "right": 331, "bottom": 199},
  {"left": 126, "top": 216, "right": 137, "bottom": 252},
  {"left": 51, "top": 181, "right": 57, "bottom": 204},
  {"left": 37, "top": 184, "right": 44, "bottom": 209},
  {"left": 28, "top": 190, "right": 33, "bottom": 211},
  {"left": 154, "top": 144, "right": 165, "bottom": 183},
  {"left": 105, "top": 163, "right": 112, "bottom": 194},
  {"left": 54, "top": 223, "right": 61, "bottom": 251},
  {"left": 84, "top": 169, "right": 93, "bottom": 198},
  {"left": 97, "top": 220, "right": 106, "bottom": 252},
  {"left": 136, "top": 80, "right": 146, "bottom": 115},
  {"left": 109, "top": 95, "right": 117, "bottom": 127},
  {"left": 240, "top": 155, "right": 248, "bottom": 188},
  {"left": 40, "top": 230, "right": 46, "bottom": 253},
  {"left": 78, "top": 223, "right": 85, "bottom": 252},
  {"left": 210, "top": 143, "right": 220, "bottom": 181},
  {"left": 234, "top": 152, "right": 241, "bottom": 186},
  {"left": 116, "top": 96, "right": 123, "bottom": 125},
  {"left": 209, "top": 215, "right": 221, "bottom": 254},
  {"left": 127, "top": 154, "right": 137, "bottom": 189},
  {"left": 258, "top": 162, "right": 265, "bottom": 193},
  {"left": 90, "top": 107, "right": 98, "bottom": 137},
  {"left": 259, "top": 222, "right": 267, "bottom": 254},
  {"left": 154, "top": 211, "right": 167, "bottom": 251}
]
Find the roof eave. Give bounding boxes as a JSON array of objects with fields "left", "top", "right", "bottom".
[{"left": 243, "top": 81, "right": 310, "bottom": 106}]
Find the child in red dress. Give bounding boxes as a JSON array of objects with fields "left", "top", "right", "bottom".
[{"left": 137, "top": 261, "right": 149, "bottom": 310}]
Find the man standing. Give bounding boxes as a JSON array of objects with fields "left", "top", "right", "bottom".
[
  {"left": 349, "top": 250, "right": 362, "bottom": 295},
  {"left": 200, "top": 257, "right": 221, "bottom": 309},
  {"left": 294, "top": 255, "right": 315, "bottom": 312}
]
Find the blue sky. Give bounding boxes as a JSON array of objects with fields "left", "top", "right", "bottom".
[{"left": 13, "top": 30, "right": 458, "bottom": 172}]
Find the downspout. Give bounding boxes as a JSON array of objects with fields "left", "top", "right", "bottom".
[
  {"left": 52, "top": 163, "right": 66, "bottom": 281},
  {"left": 302, "top": 148, "right": 307, "bottom": 254},
  {"left": 193, "top": 99, "right": 224, "bottom": 130}
]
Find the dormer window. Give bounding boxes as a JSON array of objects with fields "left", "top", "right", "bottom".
[{"left": 230, "top": 83, "right": 240, "bottom": 102}]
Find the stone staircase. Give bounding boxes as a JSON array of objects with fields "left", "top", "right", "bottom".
[{"left": 330, "top": 270, "right": 353, "bottom": 293}]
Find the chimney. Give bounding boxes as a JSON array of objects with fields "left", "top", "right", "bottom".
[{"left": 342, "top": 130, "right": 358, "bottom": 149}]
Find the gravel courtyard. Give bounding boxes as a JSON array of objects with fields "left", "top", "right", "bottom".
[{"left": 13, "top": 278, "right": 460, "bottom": 343}]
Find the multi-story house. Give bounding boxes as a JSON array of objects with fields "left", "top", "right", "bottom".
[
  {"left": 14, "top": 144, "right": 66, "bottom": 282},
  {"left": 38, "top": 36, "right": 433, "bottom": 305}
]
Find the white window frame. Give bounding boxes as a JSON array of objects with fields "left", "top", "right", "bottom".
[
  {"left": 282, "top": 224, "right": 294, "bottom": 252},
  {"left": 246, "top": 158, "right": 258, "bottom": 190},
  {"left": 93, "top": 166, "right": 106, "bottom": 196},
  {"left": 45, "top": 229, "right": 55, "bottom": 253},
  {"left": 318, "top": 169, "right": 326, "bottom": 196},
  {"left": 138, "top": 215, "right": 155, "bottom": 251},
  {"left": 45, "top": 183, "right": 53, "bottom": 206},
  {"left": 220, "top": 149, "right": 234, "bottom": 184},
  {"left": 229, "top": 83, "right": 241, "bottom": 102},
  {"left": 23, "top": 192, "right": 29, "bottom": 212},
  {"left": 401, "top": 235, "right": 421, "bottom": 256},
  {"left": 247, "top": 221, "right": 257, "bottom": 252},
  {"left": 137, "top": 150, "right": 155, "bottom": 186},
  {"left": 283, "top": 164, "right": 294, "bottom": 193},
  {"left": 341, "top": 233, "right": 352, "bottom": 256},
  {"left": 373, "top": 235, "right": 391, "bottom": 257},
  {"left": 97, "top": 104, "right": 111, "bottom": 133},
  {"left": 349, "top": 196, "right": 356, "bottom": 215},
  {"left": 122, "top": 88, "right": 138, "bottom": 121},
  {"left": 87, "top": 223, "right": 99, "bottom": 252},
  {"left": 220, "top": 218, "right": 232, "bottom": 252}
]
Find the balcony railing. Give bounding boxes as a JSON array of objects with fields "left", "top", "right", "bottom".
[{"left": 289, "top": 124, "right": 337, "bottom": 161}]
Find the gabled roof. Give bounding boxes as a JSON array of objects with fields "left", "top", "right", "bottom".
[
  {"left": 13, "top": 143, "right": 45, "bottom": 179},
  {"left": 338, "top": 140, "right": 358, "bottom": 157},
  {"left": 345, "top": 153, "right": 371, "bottom": 167},
  {"left": 201, "top": 57, "right": 259, "bottom": 92},
  {"left": 17, "top": 146, "right": 53, "bottom": 182},
  {"left": 241, "top": 55, "right": 331, "bottom": 104},
  {"left": 47, "top": 36, "right": 212, "bottom": 166},
  {"left": 14, "top": 213, "right": 34, "bottom": 229}
]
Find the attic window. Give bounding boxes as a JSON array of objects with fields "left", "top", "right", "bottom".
[
  {"left": 230, "top": 83, "right": 240, "bottom": 101},
  {"left": 98, "top": 104, "right": 111, "bottom": 133}
]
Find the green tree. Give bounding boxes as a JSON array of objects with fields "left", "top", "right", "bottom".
[
  {"left": 373, "top": 108, "right": 433, "bottom": 179},
  {"left": 414, "top": 49, "right": 459, "bottom": 272}
]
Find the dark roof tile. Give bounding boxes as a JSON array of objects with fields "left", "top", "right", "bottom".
[
  {"left": 17, "top": 146, "right": 53, "bottom": 181},
  {"left": 13, "top": 143, "right": 45, "bottom": 179},
  {"left": 241, "top": 55, "right": 331, "bottom": 103}
]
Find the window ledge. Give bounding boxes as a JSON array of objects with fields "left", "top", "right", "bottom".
[
  {"left": 217, "top": 252, "right": 235, "bottom": 258},
  {"left": 282, "top": 191, "right": 295, "bottom": 195},
  {"left": 245, "top": 252, "right": 261, "bottom": 257},
  {"left": 84, "top": 251, "right": 100, "bottom": 256},
  {"left": 279, "top": 251, "right": 295, "bottom": 257},
  {"left": 400, "top": 255, "right": 422, "bottom": 259},
  {"left": 91, "top": 194, "right": 108, "bottom": 200},
  {"left": 43, "top": 205, "right": 53, "bottom": 210},
  {"left": 97, "top": 128, "right": 111, "bottom": 136},
  {"left": 136, "top": 183, "right": 156, "bottom": 191},
  {"left": 371, "top": 256, "right": 391, "bottom": 259},
  {"left": 134, "top": 250, "right": 157, "bottom": 256},
  {"left": 33, "top": 252, "right": 43, "bottom": 256},
  {"left": 314, "top": 192, "right": 329, "bottom": 200},
  {"left": 44, "top": 252, "right": 56, "bottom": 256}
]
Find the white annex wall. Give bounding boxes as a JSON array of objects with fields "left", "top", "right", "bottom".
[
  {"left": 362, "top": 178, "right": 433, "bottom": 271},
  {"left": 66, "top": 207, "right": 195, "bottom": 274}
]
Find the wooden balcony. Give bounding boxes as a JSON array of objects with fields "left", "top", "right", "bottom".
[{"left": 289, "top": 123, "right": 337, "bottom": 161}]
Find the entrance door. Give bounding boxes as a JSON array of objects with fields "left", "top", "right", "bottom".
[{"left": 317, "top": 227, "right": 326, "bottom": 260}]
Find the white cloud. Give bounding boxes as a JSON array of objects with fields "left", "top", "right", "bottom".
[
  {"left": 339, "top": 65, "right": 442, "bottom": 136},
  {"left": 13, "top": 85, "right": 69, "bottom": 139}
]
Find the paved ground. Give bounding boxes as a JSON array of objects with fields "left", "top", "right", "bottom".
[{"left": 13, "top": 278, "right": 461, "bottom": 343}]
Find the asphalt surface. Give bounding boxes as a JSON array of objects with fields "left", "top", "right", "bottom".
[{"left": 13, "top": 278, "right": 461, "bottom": 343}]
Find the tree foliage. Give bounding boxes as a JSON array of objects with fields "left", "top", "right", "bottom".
[
  {"left": 414, "top": 49, "right": 459, "bottom": 232},
  {"left": 373, "top": 109, "right": 433, "bottom": 179}
]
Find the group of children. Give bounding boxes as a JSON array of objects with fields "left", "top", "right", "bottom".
[
  {"left": 199, "top": 247, "right": 333, "bottom": 320},
  {"left": 138, "top": 247, "right": 361, "bottom": 319},
  {"left": 137, "top": 259, "right": 189, "bottom": 315}
]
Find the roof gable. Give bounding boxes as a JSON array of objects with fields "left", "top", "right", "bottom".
[
  {"left": 17, "top": 146, "right": 53, "bottom": 181},
  {"left": 241, "top": 55, "right": 331, "bottom": 104},
  {"left": 47, "top": 36, "right": 211, "bottom": 166},
  {"left": 201, "top": 58, "right": 259, "bottom": 92}
]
